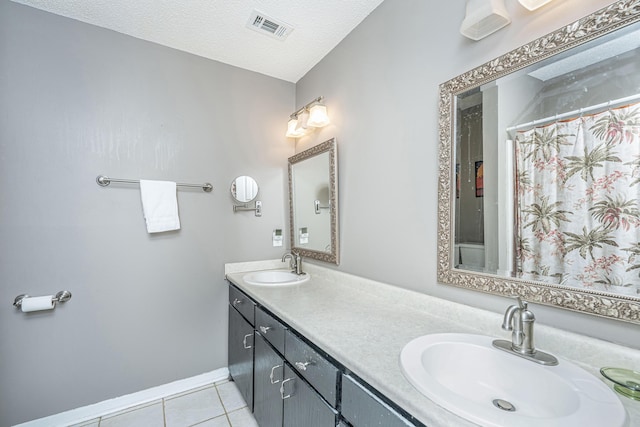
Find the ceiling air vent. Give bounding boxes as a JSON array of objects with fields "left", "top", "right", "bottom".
[{"left": 246, "top": 10, "right": 294, "bottom": 41}]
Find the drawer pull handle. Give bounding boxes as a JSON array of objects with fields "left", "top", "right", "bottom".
[
  {"left": 233, "top": 298, "right": 243, "bottom": 305},
  {"left": 269, "top": 364, "right": 283, "bottom": 384},
  {"left": 242, "top": 333, "right": 253, "bottom": 349},
  {"left": 280, "top": 377, "right": 294, "bottom": 399},
  {"left": 259, "top": 326, "right": 271, "bottom": 334},
  {"left": 295, "top": 361, "right": 313, "bottom": 371}
]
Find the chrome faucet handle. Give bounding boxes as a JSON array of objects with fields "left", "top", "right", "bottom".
[
  {"left": 281, "top": 252, "right": 295, "bottom": 271},
  {"left": 501, "top": 300, "right": 520, "bottom": 331}
]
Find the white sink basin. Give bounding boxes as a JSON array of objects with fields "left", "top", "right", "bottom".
[
  {"left": 400, "top": 333, "right": 626, "bottom": 427},
  {"left": 243, "top": 270, "right": 310, "bottom": 286}
]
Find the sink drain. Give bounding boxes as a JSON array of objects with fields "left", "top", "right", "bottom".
[{"left": 493, "top": 399, "right": 516, "bottom": 412}]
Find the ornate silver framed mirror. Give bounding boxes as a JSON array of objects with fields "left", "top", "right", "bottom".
[
  {"left": 438, "top": 0, "right": 640, "bottom": 323},
  {"left": 288, "top": 138, "right": 339, "bottom": 264}
]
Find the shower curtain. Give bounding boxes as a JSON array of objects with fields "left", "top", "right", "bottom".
[{"left": 514, "top": 102, "right": 640, "bottom": 295}]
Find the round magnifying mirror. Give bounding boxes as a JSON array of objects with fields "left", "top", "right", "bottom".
[{"left": 230, "top": 176, "right": 259, "bottom": 203}]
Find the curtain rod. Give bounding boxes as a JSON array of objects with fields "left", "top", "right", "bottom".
[{"left": 506, "top": 92, "right": 640, "bottom": 134}]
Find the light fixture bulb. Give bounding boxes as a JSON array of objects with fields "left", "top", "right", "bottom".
[
  {"left": 518, "top": 0, "right": 553, "bottom": 10},
  {"left": 294, "top": 110, "right": 312, "bottom": 135},
  {"left": 286, "top": 117, "right": 304, "bottom": 138},
  {"left": 307, "top": 103, "right": 330, "bottom": 127}
]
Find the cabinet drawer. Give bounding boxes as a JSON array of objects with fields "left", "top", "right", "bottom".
[
  {"left": 341, "top": 374, "right": 415, "bottom": 427},
  {"left": 285, "top": 330, "right": 339, "bottom": 407},
  {"left": 229, "top": 285, "right": 255, "bottom": 326},
  {"left": 256, "top": 307, "right": 286, "bottom": 354}
]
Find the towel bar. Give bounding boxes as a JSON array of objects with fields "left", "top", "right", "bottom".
[{"left": 97, "top": 175, "right": 213, "bottom": 192}]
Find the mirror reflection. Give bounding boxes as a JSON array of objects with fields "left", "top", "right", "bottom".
[
  {"left": 439, "top": 1, "right": 640, "bottom": 323},
  {"left": 454, "top": 20, "right": 640, "bottom": 296},
  {"left": 288, "top": 138, "right": 339, "bottom": 264}
]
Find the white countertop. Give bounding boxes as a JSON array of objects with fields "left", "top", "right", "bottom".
[{"left": 225, "top": 260, "right": 640, "bottom": 427}]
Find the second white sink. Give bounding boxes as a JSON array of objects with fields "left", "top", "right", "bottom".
[
  {"left": 243, "top": 269, "right": 310, "bottom": 286},
  {"left": 400, "top": 333, "right": 626, "bottom": 427}
]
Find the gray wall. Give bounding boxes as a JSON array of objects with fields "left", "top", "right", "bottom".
[
  {"left": 0, "top": 2, "right": 294, "bottom": 425},
  {"left": 295, "top": 0, "right": 640, "bottom": 348}
]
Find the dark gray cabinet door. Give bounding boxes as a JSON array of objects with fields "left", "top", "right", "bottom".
[
  {"left": 341, "top": 374, "right": 415, "bottom": 427},
  {"left": 282, "top": 365, "right": 337, "bottom": 427},
  {"left": 228, "top": 305, "right": 254, "bottom": 411},
  {"left": 254, "top": 333, "right": 284, "bottom": 427}
]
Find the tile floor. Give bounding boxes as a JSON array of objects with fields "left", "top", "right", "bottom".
[{"left": 70, "top": 380, "right": 258, "bottom": 427}]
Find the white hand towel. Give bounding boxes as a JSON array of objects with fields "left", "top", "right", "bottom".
[{"left": 139, "top": 180, "right": 181, "bottom": 233}]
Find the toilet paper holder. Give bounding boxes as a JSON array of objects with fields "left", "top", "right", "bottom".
[{"left": 13, "top": 291, "right": 72, "bottom": 309}]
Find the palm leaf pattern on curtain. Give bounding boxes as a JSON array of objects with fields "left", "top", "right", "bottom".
[
  {"left": 589, "top": 196, "right": 640, "bottom": 231},
  {"left": 590, "top": 106, "right": 640, "bottom": 145},
  {"left": 624, "top": 155, "right": 640, "bottom": 187},
  {"left": 522, "top": 196, "right": 570, "bottom": 234},
  {"left": 515, "top": 102, "right": 640, "bottom": 295},
  {"left": 517, "top": 125, "right": 573, "bottom": 162},
  {"left": 564, "top": 145, "right": 622, "bottom": 182},
  {"left": 563, "top": 226, "right": 618, "bottom": 260}
]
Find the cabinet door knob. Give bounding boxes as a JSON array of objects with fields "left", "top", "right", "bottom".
[
  {"left": 242, "top": 333, "right": 253, "bottom": 349},
  {"left": 269, "top": 364, "right": 283, "bottom": 384},
  {"left": 294, "top": 361, "right": 313, "bottom": 371},
  {"left": 280, "top": 377, "right": 294, "bottom": 399},
  {"left": 233, "top": 298, "right": 243, "bottom": 305},
  {"left": 259, "top": 325, "right": 272, "bottom": 334}
]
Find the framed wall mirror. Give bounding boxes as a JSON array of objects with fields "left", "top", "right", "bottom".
[
  {"left": 288, "top": 138, "right": 339, "bottom": 264},
  {"left": 438, "top": 1, "right": 640, "bottom": 323}
]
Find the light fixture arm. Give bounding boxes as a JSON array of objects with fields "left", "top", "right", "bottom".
[
  {"left": 285, "top": 96, "right": 330, "bottom": 138},
  {"left": 290, "top": 96, "right": 324, "bottom": 119}
]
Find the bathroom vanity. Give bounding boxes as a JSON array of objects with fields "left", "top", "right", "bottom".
[
  {"left": 228, "top": 276, "right": 415, "bottom": 426},
  {"left": 226, "top": 261, "right": 640, "bottom": 427}
]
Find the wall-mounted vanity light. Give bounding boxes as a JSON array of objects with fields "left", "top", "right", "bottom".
[
  {"left": 460, "top": 0, "right": 556, "bottom": 41},
  {"left": 460, "top": 0, "right": 511, "bottom": 41},
  {"left": 518, "top": 0, "right": 554, "bottom": 11},
  {"left": 231, "top": 176, "right": 262, "bottom": 217},
  {"left": 286, "top": 96, "right": 330, "bottom": 138}
]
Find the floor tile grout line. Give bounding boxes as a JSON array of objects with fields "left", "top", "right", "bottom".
[
  {"left": 214, "top": 383, "right": 235, "bottom": 427},
  {"left": 214, "top": 383, "right": 229, "bottom": 414},
  {"left": 162, "top": 397, "right": 167, "bottom": 427}
]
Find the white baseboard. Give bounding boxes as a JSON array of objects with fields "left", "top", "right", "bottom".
[{"left": 14, "top": 368, "right": 229, "bottom": 427}]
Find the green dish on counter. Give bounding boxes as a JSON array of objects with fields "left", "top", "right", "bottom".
[{"left": 601, "top": 367, "right": 640, "bottom": 401}]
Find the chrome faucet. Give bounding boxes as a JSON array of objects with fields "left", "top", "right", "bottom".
[
  {"left": 492, "top": 297, "right": 558, "bottom": 366},
  {"left": 502, "top": 297, "right": 535, "bottom": 354},
  {"left": 282, "top": 252, "right": 303, "bottom": 275}
]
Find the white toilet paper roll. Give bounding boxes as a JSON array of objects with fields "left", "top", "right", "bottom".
[{"left": 21, "top": 296, "right": 55, "bottom": 312}]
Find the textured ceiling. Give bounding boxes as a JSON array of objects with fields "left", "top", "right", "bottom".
[{"left": 11, "top": 0, "right": 385, "bottom": 83}]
